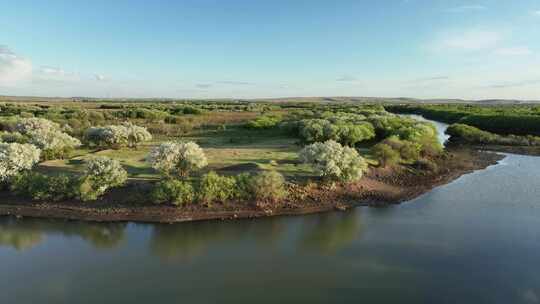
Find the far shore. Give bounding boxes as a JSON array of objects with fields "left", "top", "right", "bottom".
[{"left": 0, "top": 147, "right": 504, "bottom": 224}]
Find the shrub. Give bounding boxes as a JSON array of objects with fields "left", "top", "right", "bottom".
[
  {"left": 85, "top": 125, "right": 128, "bottom": 149},
  {"left": 10, "top": 172, "right": 78, "bottom": 201},
  {"left": 372, "top": 143, "right": 400, "bottom": 167},
  {"left": 300, "top": 140, "right": 368, "bottom": 182},
  {"left": 382, "top": 136, "right": 421, "bottom": 162},
  {"left": 123, "top": 122, "right": 153, "bottom": 148},
  {"left": 85, "top": 123, "right": 152, "bottom": 149},
  {"left": 15, "top": 117, "right": 60, "bottom": 134},
  {"left": 147, "top": 141, "right": 208, "bottom": 178},
  {"left": 151, "top": 179, "right": 195, "bottom": 205},
  {"left": 15, "top": 118, "right": 81, "bottom": 159},
  {"left": 0, "top": 143, "right": 41, "bottom": 182},
  {"left": 197, "top": 171, "right": 236, "bottom": 205},
  {"left": 0, "top": 131, "right": 27, "bottom": 144},
  {"left": 249, "top": 171, "right": 287, "bottom": 202},
  {"left": 233, "top": 173, "right": 254, "bottom": 200},
  {"left": 79, "top": 157, "right": 128, "bottom": 201},
  {"left": 245, "top": 115, "right": 282, "bottom": 129},
  {"left": 297, "top": 118, "right": 375, "bottom": 146},
  {"left": 399, "top": 141, "right": 422, "bottom": 162}
]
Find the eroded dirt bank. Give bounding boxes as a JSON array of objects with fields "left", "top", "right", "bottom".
[{"left": 0, "top": 148, "right": 504, "bottom": 223}]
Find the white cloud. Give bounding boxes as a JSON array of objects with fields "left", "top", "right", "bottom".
[
  {"left": 40, "top": 66, "right": 70, "bottom": 76},
  {"left": 446, "top": 5, "right": 486, "bottom": 13},
  {"left": 494, "top": 46, "right": 533, "bottom": 56},
  {"left": 533, "top": 10, "right": 540, "bottom": 16},
  {"left": 94, "top": 74, "right": 106, "bottom": 81},
  {"left": 0, "top": 45, "right": 32, "bottom": 86},
  {"left": 336, "top": 75, "right": 358, "bottom": 82},
  {"left": 434, "top": 30, "right": 502, "bottom": 51}
]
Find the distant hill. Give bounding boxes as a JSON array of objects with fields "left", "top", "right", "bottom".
[{"left": 0, "top": 95, "right": 538, "bottom": 104}]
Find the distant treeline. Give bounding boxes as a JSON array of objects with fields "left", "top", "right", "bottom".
[{"left": 386, "top": 104, "right": 540, "bottom": 136}]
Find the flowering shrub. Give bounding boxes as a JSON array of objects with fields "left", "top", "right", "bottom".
[
  {"left": 123, "top": 122, "right": 152, "bottom": 147},
  {"left": 15, "top": 117, "right": 61, "bottom": 134},
  {"left": 79, "top": 157, "right": 128, "bottom": 201},
  {"left": 299, "top": 140, "right": 368, "bottom": 182},
  {"left": 147, "top": 141, "right": 207, "bottom": 177},
  {"left": 15, "top": 118, "right": 81, "bottom": 159},
  {"left": 0, "top": 142, "right": 41, "bottom": 182},
  {"left": 85, "top": 123, "right": 152, "bottom": 149}
]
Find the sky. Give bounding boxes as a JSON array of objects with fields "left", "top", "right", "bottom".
[{"left": 1, "top": 0, "right": 540, "bottom": 100}]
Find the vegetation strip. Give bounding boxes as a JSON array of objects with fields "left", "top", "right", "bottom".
[{"left": 0, "top": 100, "right": 524, "bottom": 222}]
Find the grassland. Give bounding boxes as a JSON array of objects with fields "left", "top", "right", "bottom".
[{"left": 0, "top": 98, "right": 524, "bottom": 222}]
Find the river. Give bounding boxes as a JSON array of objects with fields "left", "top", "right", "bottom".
[{"left": 1, "top": 118, "right": 539, "bottom": 304}]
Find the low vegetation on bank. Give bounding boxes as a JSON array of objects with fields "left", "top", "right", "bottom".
[
  {"left": 0, "top": 99, "right": 525, "bottom": 218},
  {"left": 387, "top": 104, "right": 540, "bottom": 136}
]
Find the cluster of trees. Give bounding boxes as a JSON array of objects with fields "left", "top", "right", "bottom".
[
  {"left": 147, "top": 141, "right": 287, "bottom": 205},
  {"left": 446, "top": 123, "right": 540, "bottom": 146},
  {"left": 0, "top": 117, "right": 146, "bottom": 202},
  {"left": 297, "top": 119, "right": 376, "bottom": 146},
  {"left": 85, "top": 122, "right": 152, "bottom": 149},
  {"left": 372, "top": 136, "right": 425, "bottom": 167},
  {"left": 387, "top": 104, "right": 540, "bottom": 136},
  {"left": 12, "top": 118, "right": 81, "bottom": 159},
  {"left": 368, "top": 116, "right": 442, "bottom": 159},
  {"left": 8, "top": 157, "right": 127, "bottom": 202}
]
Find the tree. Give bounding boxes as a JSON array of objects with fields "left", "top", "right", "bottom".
[
  {"left": 372, "top": 143, "right": 400, "bottom": 167},
  {"left": 79, "top": 157, "right": 128, "bottom": 201},
  {"left": 299, "top": 140, "right": 368, "bottom": 182},
  {"left": 15, "top": 118, "right": 81, "bottom": 159},
  {"left": 84, "top": 123, "right": 152, "bottom": 149},
  {"left": 147, "top": 141, "right": 208, "bottom": 178},
  {"left": 0, "top": 143, "right": 41, "bottom": 182},
  {"left": 122, "top": 122, "right": 152, "bottom": 148}
]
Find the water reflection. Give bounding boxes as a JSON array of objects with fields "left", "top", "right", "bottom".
[
  {"left": 0, "top": 217, "right": 127, "bottom": 251},
  {"left": 0, "top": 210, "right": 363, "bottom": 259},
  {"left": 299, "top": 212, "right": 362, "bottom": 253},
  {"left": 149, "top": 211, "right": 362, "bottom": 260},
  {"left": 0, "top": 218, "right": 44, "bottom": 251}
]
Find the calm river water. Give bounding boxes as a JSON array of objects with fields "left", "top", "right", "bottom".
[{"left": 1, "top": 119, "right": 540, "bottom": 304}]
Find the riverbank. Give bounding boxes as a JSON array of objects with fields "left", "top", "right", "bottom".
[{"left": 0, "top": 147, "right": 503, "bottom": 223}]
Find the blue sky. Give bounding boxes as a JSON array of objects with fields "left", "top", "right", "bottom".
[{"left": 1, "top": 0, "right": 539, "bottom": 99}]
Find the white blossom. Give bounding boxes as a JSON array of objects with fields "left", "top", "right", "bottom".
[
  {"left": 147, "top": 141, "right": 207, "bottom": 177},
  {"left": 85, "top": 123, "right": 151, "bottom": 148},
  {"left": 299, "top": 140, "right": 368, "bottom": 182},
  {"left": 0, "top": 142, "right": 41, "bottom": 181},
  {"left": 15, "top": 117, "right": 81, "bottom": 151},
  {"left": 80, "top": 156, "right": 128, "bottom": 201}
]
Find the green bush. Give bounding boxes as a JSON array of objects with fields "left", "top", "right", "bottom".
[
  {"left": 250, "top": 171, "right": 287, "bottom": 202},
  {"left": 151, "top": 179, "right": 195, "bottom": 206},
  {"left": 245, "top": 115, "right": 282, "bottom": 129},
  {"left": 197, "top": 171, "right": 236, "bottom": 205},
  {"left": 10, "top": 172, "right": 79, "bottom": 202},
  {"left": 372, "top": 143, "right": 400, "bottom": 167}
]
